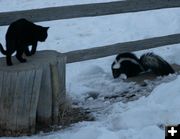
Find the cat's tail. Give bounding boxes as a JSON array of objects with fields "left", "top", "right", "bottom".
[
  {"left": 140, "top": 53, "right": 175, "bottom": 76},
  {"left": 0, "top": 43, "right": 7, "bottom": 55}
]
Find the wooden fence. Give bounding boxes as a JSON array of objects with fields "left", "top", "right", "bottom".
[
  {"left": 0, "top": 0, "right": 180, "bottom": 135},
  {"left": 65, "top": 34, "right": 180, "bottom": 63},
  {"left": 1, "top": 0, "right": 180, "bottom": 26}
]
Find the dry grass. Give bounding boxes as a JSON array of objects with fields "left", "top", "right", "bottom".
[{"left": 36, "top": 98, "right": 94, "bottom": 134}]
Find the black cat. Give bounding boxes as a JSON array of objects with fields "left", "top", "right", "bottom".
[{"left": 0, "top": 18, "right": 49, "bottom": 66}]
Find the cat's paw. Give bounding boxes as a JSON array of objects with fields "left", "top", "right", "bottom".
[
  {"left": 25, "top": 53, "right": 32, "bottom": 56},
  {"left": 7, "top": 63, "right": 13, "bottom": 66},
  {"left": 21, "top": 59, "right": 27, "bottom": 63}
]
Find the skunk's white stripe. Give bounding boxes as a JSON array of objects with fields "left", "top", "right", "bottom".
[
  {"left": 113, "top": 58, "right": 144, "bottom": 70},
  {"left": 113, "top": 59, "right": 121, "bottom": 69}
]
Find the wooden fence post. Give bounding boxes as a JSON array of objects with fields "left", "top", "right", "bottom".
[
  {"left": 0, "top": 65, "right": 43, "bottom": 136},
  {"left": 51, "top": 54, "right": 66, "bottom": 124},
  {"left": 0, "top": 50, "right": 67, "bottom": 136}
]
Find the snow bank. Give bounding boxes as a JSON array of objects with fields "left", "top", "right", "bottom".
[
  {"left": 61, "top": 75, "right": 180, "bottom": 139},
  {"left": 104, "top": 75, "right": 180, "bottom": 139}
]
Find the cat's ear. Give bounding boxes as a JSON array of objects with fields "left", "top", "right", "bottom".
[{"left": 45, "top": 27, "right": 49, "bottom": 30}]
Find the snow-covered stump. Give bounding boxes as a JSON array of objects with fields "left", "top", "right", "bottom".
[{"left": 0, "top": 50, "right": 66, "bottom": 136}]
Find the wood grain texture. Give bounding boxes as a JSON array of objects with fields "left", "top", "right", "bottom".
[
  {"left": 0, "top": 50, "right": 66, "bottom": 136},
  {"left": 0, "top": 0, "right": 180, "bottom": 26},
  {"left": 0, "top": 68, "right": 42, "bottom": 136}
]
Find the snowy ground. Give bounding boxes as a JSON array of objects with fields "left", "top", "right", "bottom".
[{"left": 1, "top": 1, "right": 180, "bottom": 139}]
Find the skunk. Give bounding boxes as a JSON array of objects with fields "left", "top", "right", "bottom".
[{"left": 111, "top": 52, "right": 175, "bottom": 78}]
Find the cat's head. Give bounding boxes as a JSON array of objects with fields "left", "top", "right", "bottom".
[{"left": 38, "top": 27, "right": 49, "bottom": 42}]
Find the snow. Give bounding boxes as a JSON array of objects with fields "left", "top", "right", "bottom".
[
  {"left": 1, "top": 1, "right": 180, "bottom": 139},
  {"left": 41, "top": 8, "right": 180, "bottom": 53}
]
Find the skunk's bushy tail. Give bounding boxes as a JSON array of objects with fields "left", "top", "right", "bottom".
[
  {"left": 0, "top": 43, "right": 7, "bottom": 55},
  {"left": 140, "top": 53, "right": 175, "bottom": 76}
]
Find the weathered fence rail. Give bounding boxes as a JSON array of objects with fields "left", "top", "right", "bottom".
[
  {"left": 65, "top": 34, "right": 180, "bottom": 63},
  {"left": 1, "top": 0, "right": 180, "bottom": 26}
]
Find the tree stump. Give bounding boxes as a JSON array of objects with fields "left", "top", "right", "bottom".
[{"left": 0, "top": 50, "right": 66, "bottom": 136}]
